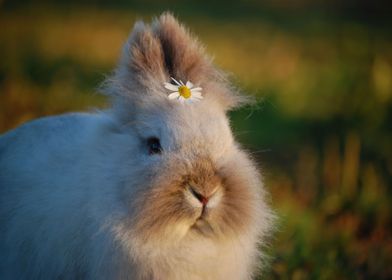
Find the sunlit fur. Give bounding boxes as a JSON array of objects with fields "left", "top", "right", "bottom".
[{"left": 0, "top": 13, "right": 274, "bottom": 279}]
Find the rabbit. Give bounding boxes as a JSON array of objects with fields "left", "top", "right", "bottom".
[{"left": 0, "top": 13, "right": 274, "bottom": 280}]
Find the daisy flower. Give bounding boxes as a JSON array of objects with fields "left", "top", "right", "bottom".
[{"left": 164, "top": 77, "right": 203, "bottom": 103}]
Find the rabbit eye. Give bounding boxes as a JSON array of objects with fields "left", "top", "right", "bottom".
[{"left": 147, "top": 137, "right": 162, "bottom": 155}]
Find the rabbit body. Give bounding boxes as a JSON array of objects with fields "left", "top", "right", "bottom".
[{"left": 0, "top": 14, "right": 273, "bottom": 280}]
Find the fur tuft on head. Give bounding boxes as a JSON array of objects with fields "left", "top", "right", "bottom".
[{"left": 102, "top": 12, "right": 247, "bottom": 120}]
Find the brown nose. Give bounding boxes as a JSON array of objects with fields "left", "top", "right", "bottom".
[{"left": 189, "top": 187, "right": 209, "bottom": 205}]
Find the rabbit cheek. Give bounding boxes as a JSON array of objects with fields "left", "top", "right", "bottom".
[{"left": 216, "top": 164, "right": 263, "bottom": 237}]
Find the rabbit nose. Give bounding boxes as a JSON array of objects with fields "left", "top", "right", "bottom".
[{"left": 189, "top": 187, "right": 209, "bottom": 205}]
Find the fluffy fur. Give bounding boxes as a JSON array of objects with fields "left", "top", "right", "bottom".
[{"left": 0, "top": 13, "right": 274, "bottom": 279}]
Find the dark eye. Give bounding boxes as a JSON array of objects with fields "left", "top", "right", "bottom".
[{"left": 147, "top": 137, "right": 162, "bottom": 155}]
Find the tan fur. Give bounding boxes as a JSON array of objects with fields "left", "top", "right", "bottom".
[
  {"left": 103, "top": 13, "right": 247, "bottom": 119},
  {"left": 103, "top": 13, "right": 275, "bottom": 279},
  {"left": 0, "top": 12, "right": 274, "bottom": 280}
]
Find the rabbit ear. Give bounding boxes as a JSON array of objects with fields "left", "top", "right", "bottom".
[
  {"left": 118, "top": 21, "right": 166, "bottom": 91},
  {"left": 153, "top": 13, "right": 248, "bottom": 110},
  {"left": 152, "top": 12, "right": 212, "bottom": 85},
  {"left": 116, "top": 13, "right": 211, "bottom": 93},
  {"left": 104, "top": 12, "right": 247, "bottom": 114}
]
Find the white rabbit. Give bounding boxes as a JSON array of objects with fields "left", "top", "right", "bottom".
[{"left": 0, "top": 13, "right": 274, "bottom": 280}]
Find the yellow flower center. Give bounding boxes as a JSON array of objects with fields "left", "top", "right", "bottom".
[{"left": 178, "top": 85, "right": 191, "bottom": 99}]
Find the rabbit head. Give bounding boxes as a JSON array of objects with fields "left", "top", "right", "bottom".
[{"left": 102, "top": 13, "right": 272, "bottom": 265}]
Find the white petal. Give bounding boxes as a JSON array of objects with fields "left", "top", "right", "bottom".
[
  {"left": 191, "top": 90, "right": 202, "bottom": 96},
  {"left": 191, "top": 87, "right": 202, "bottom": 91},
  {"left": 191, "top": 89, "right": 202, "bottom": 95},
  {"left": 192, "top": 92, "right": 203, "bottom": 99},
  {"left": 168, "top": 92, "right": 180, "bottom": 99},
  {"left": 164, "top": 83, "right": 179, "bottom": 91},
  {"left": 171, "top": 77, "right": 182, "bottom": 86},
  {"left": 186, "top": 81, "right": 194, "bottom": 88},
  {"left": 178, "top": 96, "right": 186, "bottom": 104}
]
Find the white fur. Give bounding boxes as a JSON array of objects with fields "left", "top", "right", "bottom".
[{"left": 0, "top": 14, "right": 274, "bottom": 280}]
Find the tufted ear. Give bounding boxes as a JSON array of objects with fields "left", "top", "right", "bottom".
[
  {"left": 103, "top": 12, "right": 246, "bottom": 115},
  {"left": 109, "top": 21, "right": 166, "bottom": 97},
  {"left": 125, "top": 21, "right": 167, "bottom": 89},
  {"left": 152, "top": 13, "right": 213, "bottom": 86}
]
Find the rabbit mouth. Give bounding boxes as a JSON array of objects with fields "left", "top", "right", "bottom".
[
  {"left": 191, "top": 218, "right": 215, "bottom": 237},
  {"left": 185, "top": 184, "right": 222, "bottom": 211}
]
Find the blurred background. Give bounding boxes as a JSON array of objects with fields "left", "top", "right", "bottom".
[{"left": 1, "top": 0, "right": 391, "bottom": 279}]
